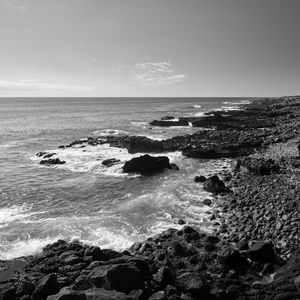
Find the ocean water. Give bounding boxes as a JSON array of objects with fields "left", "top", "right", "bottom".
[{"left": 0, "top": 97, "right": 248, "bottom": 259}]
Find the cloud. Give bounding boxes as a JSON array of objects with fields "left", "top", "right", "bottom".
[
  {"left": 135, "top": 62, "right": 186, "bottom": 86},
  {"left": 3, "top": 0, "right": 26, "bottom": 9},
  {"left": 0, "top": 79, "right": 93, "bottom": 94}
]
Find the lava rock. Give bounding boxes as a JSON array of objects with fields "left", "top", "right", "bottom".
[
  {"left": 40, "top": 158, "right": 66, "bottom": 166},
  {"left": 101, "top": 158, "right": 121, "bottom": 167},
  {"left": 122, "top": 154, "right": 177, "bottom": 175},
  {"left": 194, "top": 176, "right": 206, "bottom": 183},
  {"left": 202, "top": 175, "right": 225, "bottom": 194}
]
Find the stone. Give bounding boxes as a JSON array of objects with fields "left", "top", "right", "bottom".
[
  {"left": 247, "top": 242, "right": 276, "bottom": 262},
  {"left": 101, "top": 158, "right": 121, "bottom": 167},
  {"left": 88, "top": 263, "right": 144, "bottom": 293},
  {"left": 33, "top": 273, "right": 59, "bottom": 300},
  {"left": 202, "top": 176, "right": 225, "bottom": 194},
  {"left": 122, "top": 154, "right": 177, "bottom": 175},
  {"left": 176, "top": 272, "right": 209, "bottom": 297},
  {"left": 202, "top": 199, "right": 212, "bottom": 206},
  {"left": 194, "top": 176, "right": 206, "bottom": 183},
  {"left": 40, "top": 158, "right": 66, "bottom": 166}
]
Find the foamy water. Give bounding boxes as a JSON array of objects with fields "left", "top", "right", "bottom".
[{"left": 0, "top": 97, "right": 246, "bottom": 259}]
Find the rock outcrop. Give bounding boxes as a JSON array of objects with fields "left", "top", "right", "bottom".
[{"left": 122, "top": 155, "right": 179, "bottom": 175}]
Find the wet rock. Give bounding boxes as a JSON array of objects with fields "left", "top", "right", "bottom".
[
  {"left": 150, "top": 119, "right": 189, "bottom": 127},
  {"left": 202, "top": 199, "right": 212, "bottom": 206},
  {"left": 40, "top": 158, "right": 66, "bottom": 166},
  {"left": 202, "top": 176, "right": 225, "bottom": 194},
  {"left": 101, "top": 158, "right": 121, "bottom": 167},
  {"left": 194, "top": 175, "right": 206, "bottom": 183},
  {"left": 122, "top": 154, "right": 177, "bottom": 175}
]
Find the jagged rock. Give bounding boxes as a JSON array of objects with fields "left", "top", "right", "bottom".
[
  {"left": 202, "top": 176, "right": 225, "bottom": 194},
  {"left": 247, "top": 242, "right": 276, "bottom": 262},
  {"left": 122, "top": 155, "right": 177, "bottom": 175},
  {"left": 194, "top": 176, "right": 206, "bottom": 183},
  {"left": 40, "top": 158, "right": 66, "bottom": 166},
  {"left": 101, "top": 158, "right": 121, "bottom": 167},
  {"left": 33, "top": 273, "right": 59, "bottom": 300},
  {"left": 88, "top": 264, "right": 144, "bottom": 293}
]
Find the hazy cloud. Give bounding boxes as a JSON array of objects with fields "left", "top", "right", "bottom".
[
  {"left": 0, "top": 79, "right": 93, "bottom": 93},
  {"left": 135, "top": 62, "right": 185, "bottom": 86}
]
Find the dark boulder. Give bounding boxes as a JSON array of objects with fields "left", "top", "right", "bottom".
[
  {"left": 202, "top": 199, "right": 212, "bottom": 206},
  {"left": 40, "top": 158, "right": 66, "bottom": 166},
  {"left": 33, "top": 273, "right": 59, "bottom": 300},
  {"left": 149, "top": 120, "right": 189, "bottom": 127},
  {"left": 194, "top": 176, "right": 206, "bottom": 183},
  {"left": 122, "top": 155, "right": 177, "bottom": 175},
  {"left": 101, "top": 158, "right": 121, "bottom": 167},
  {"left": 247, "top": 242, "right": 276, "bottom": 262},
  {"left": 88, "top": 263, "right": 144, "bottom": 293},
  {"left": 202, "top": 176, "right": 225, "bottom": 194}
]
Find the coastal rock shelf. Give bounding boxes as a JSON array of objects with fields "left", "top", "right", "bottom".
[{"left": 1, "top": 227, "right": 300, "bottom": 300}]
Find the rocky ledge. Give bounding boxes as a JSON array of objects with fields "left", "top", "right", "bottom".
[{"left": 1, "top": 225, "right": 300, "bottom": 300}]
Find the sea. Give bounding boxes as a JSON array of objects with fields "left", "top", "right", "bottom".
[{"left": 0, "top": 97, "right": 250, "bottom": 260}]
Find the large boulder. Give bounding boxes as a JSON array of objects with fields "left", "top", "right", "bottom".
[
  {"left": 88, "top": 263, "right": 145, "bottom": 293},
  {"left": 122, "top": 154, "right": 178, "bottom": 175},
  {"left": 202, "top": 176, "right": 225, "bottom": 194},
  {"left": 33, "top": 273, "right": 59, "bottom": 300},
  {"left": 247, "top": 242, "right": 276, "bottom": 263}
]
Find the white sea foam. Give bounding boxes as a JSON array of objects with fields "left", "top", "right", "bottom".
[
  {"left": 92, "top": 129, "right": 128, "bottom": 136},
  {"left": 193, "top": 105, "right": 202, "bottom": 109},
  {"left": 131, "top": 121, "right": 149, "bottom": 126},
  {"left": 0, "top": 236, "right": 64, "bottom": 260},
  {"left": 0, "top": 204, "right": 33, "bottom": 226},
  {"left": 33, "top": 143, "right": 182, "bottom": 177}
]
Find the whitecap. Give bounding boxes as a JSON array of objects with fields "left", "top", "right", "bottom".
[
  {"left": 193, "top": 105, "right": 202, "bottom": 109},
  {"left": 0, "top": 204, "right": 34, "bottom": 226}
]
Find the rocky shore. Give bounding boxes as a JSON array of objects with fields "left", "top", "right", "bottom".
[{"left": 1, "top": 96, "right": 300, "bottom": 299}]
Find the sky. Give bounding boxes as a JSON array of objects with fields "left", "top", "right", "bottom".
[{"left": 0, "top": 0, "right": 299, "bottom": 97}]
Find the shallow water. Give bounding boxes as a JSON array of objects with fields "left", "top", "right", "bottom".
[{"left": 0, "top": 97, "right": 246, "bottom": 259}]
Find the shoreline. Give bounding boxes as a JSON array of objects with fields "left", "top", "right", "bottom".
[{"left": 1, "top": 95, "right": 300, "bottom": 299}]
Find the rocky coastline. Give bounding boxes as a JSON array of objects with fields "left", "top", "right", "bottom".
[{"left": 1, "top": 96, "right": 300, "bottom": 299}]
